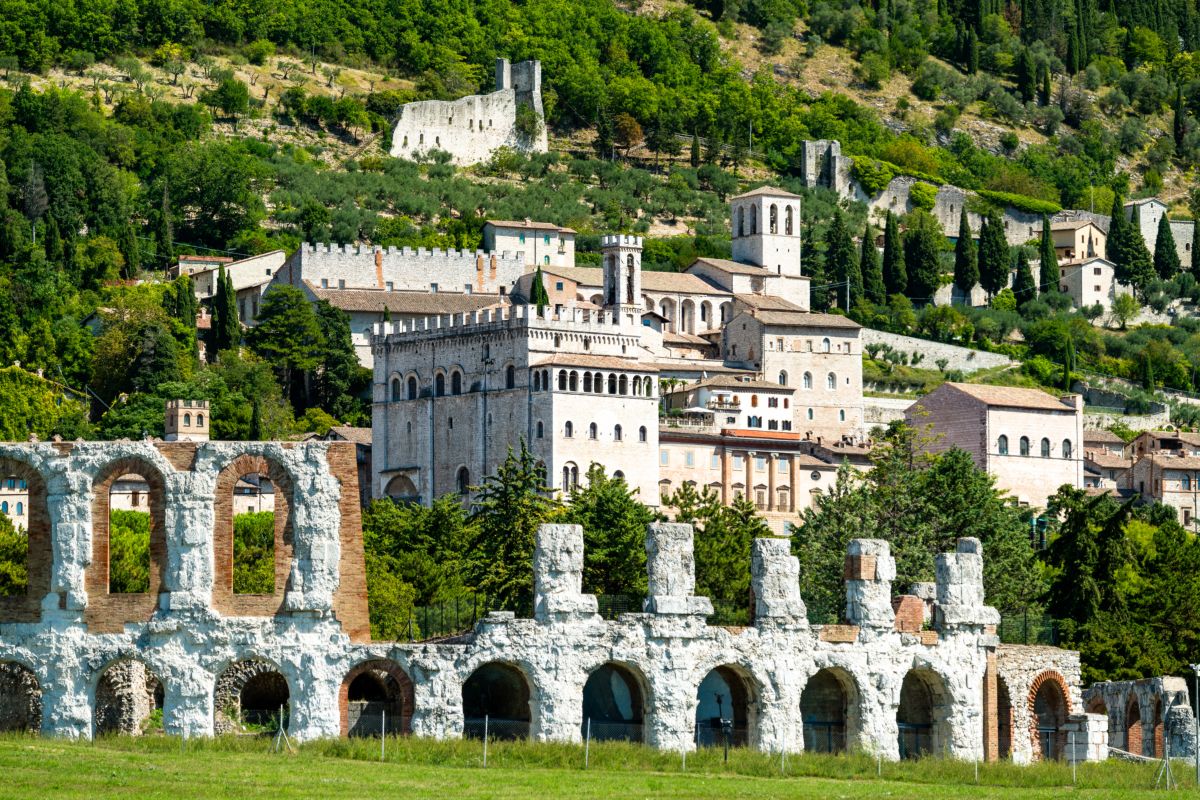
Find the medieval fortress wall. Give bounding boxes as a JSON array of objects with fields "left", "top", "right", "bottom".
[
  {"left": 390, "top": 59, "right": 548, "bottom": 165},
  {"left": 0, "top": 439, "right": 1097, "bottom": 763}
]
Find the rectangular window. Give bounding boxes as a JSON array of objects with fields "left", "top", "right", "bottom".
[
  {"left": 464, "top": 284, "right": 472, "bottom": 294},
  {"left": 1093, "top": 267, "right": 1102, "bottom": 275},
  {"left": 685, "top": 451, "right": 695, "bottom": 467},
  {"left": 733, "top": 455, "right": 744, "bottom": 470},
  {"left": 782, "top": 420, "right": 792, "bottom": 431},
  {"left": 338, "top": 279, "right": 345, "bottom": 289},
  {"left": 755, "top": 456, "right": 766, "bottom": 471},
  {"left": 768, "top": 420, "right": 778, "bottom": 430},
  {"left": 555, "top": 281, "right": 564, "bottom": 291},
  {"left": 430, "top": 283, "right": 438, "bottom": 293},
  {"left": 710, "top": 454, "right": 721, "bottom": 470},
  {"left": 385, "top": 281, "right": 394, "bottom": 291},
  {"left": 519, "top": 233, "right": 526, "bottom": 244},
  {"left": 768, "top": 397, "right": 778, "bottom": 408},
  {"left": 321, "top": 278, "right": 329, "bottom": 288},
  {"left": 543, "top": 234, "right": 551, "bottom": 245},
  {"left": 660, "top": 450, "right": 669, "bottom": 466}
]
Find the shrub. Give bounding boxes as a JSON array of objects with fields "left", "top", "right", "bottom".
[
  {"left": 857, "top": 52, "right": 890, "bottom": 89},
  {"left": 851, "top": 157, "right": 895, "bottom": 196},
  {"left": 909, "top": 181, "right": 937, "bottom": 210},
  {"left": 244, "top": 39, "right": 275, "bottom": 66},
  {"left": 975, "top": 189, "right": 1061, "bottom": 215}
]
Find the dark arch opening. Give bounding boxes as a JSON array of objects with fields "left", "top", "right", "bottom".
[
  {"left": 341, "top": 660, "right": 412, "bottom": 737},
  {"left": 1126, "top": 698, "right": 1143, "bottom": 755},
  {"left": 1033, "top": 678, "right": 1068, "bottom": 761},
  {"left": 801, "top": 668, "right": 852, "bottom": 753},
  {"left": 214, "top": 660, "right": 290, "bottom": 735},
  {"left": 897, "top": 669, "right": 950, "bottom": 759},
  {"left": 94, "top": 660, "right": 163, "bottom": 736},
  {"left": 462, "top": 662, "right": 531, "bottom": 740},
  {"left": 998, "top": 676, "right": 1013, "bottom": 760},
  {"left": 0, "top": 662, "right": 41, "bottom": 733},
  {"left": 582, "top": 663, "right": 645, "bottom": 742},
  {"left": 696, "top": 665, "right": 752, "bottom": 748}
]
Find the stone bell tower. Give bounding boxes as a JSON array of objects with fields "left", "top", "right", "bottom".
[{"left": 601, "top": 234, "right": 643, "bottom": 325}]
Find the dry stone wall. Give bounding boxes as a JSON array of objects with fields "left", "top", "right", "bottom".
[{"left": 0, "top": 441, "right": 1081, "bottom": 761}]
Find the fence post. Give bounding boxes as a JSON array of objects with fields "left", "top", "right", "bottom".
[
  {"left": 381, "top": 708, "right": 386, "bottom": 761},
  {"left": 483, "top": 714, "right": 489, "bottom": 768},
  {"left": 585, "top": 718, "right": 591, "bottom": 769}
]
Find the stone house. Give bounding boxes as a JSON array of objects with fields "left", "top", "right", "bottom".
[
  {"left": 483, "top": 220, "right": 575, "bottom": 269},
  {"left": 661, "top": 376, "right": 796, "bottom": 433},
  {"left": 1050, "top": 220, "right": 1106, "bottom": 262},
  {"left": 1130, "top": 453, "right": 1200, "bottom": 529},
  {"left": 906, "top": 383, "right": 1084, "bottom": 508},
  {"left": 1057, "top": 257, "right": 1131, "bottom": 312}
]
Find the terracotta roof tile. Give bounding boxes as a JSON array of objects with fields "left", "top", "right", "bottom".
[
  {"left": 942, "top": 382, "right": 1077, "bottom": 412},
  {"left": 531, "top": 354, "right": 658, "bottom": 372},
  {"left": 308, "top": 284, "right": 503, "bottom": 314}
]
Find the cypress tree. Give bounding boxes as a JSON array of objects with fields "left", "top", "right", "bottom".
[
  {"left": 119, "top": 222, "right": 140, "bottom": 278},
  {"left": 1193, "top": 218, "right": 1200, "bottom": 273},
  {"left": 804, "top": 222, "right": 829, "bottom": 310},
  {"left": 44, "top": 215, "right": 62, "bottom": 263},
  {"left": 1141, "top": 354, "right": 1155, "bottom": 390},
  {"left": 156, "top": 184, "right": 175, "bottom": 268},
  {"left": 978, "top": 212, "right": 1010, "bottom": 299},
  {"left": 690, "top": 131, "right": 700, "bottom": 168},
  {"left": 1040, "top": 67, "right": 1051, "bottom": 106},
  {"left": 882, "top": 211, "right": 906, "bottom": 296},
  {"left": 1015, "top": 48, "right": 1035, "bottom": 103},
  {"left": 825, "top": 210, "right": 860, "bottom": 309},
  {"left": 1122, "top": 203, "right": 1156, "bottom": 293},
  {"left": 1062, "top": 337, "right": 1075, "bottom": 391},
  {"left": 212, "top": 264, "right": 240, "bottom": 354},
  {"left": 1108, "top": 194, "right": 1129, "bottom": 282},
  {"left": 249, "top": 396, "right": 265, "bottom": 440},
  {"left": 1013, "top": 250, "right": 1037, "bottom": 305},
  {"left": 1154, "top": 212, "right": 1180, "bottom": 279},
  {"left": 1038, "top": 216, "right": 1058, "bottom": 294},
  {"left": 1174, "top": 87, "right": 1187, "bottom": 149},
  {"left": 902, "top": 210, "right": 943, "bottom": 303},
  {"left": 861, "top": 222, "right": 886, "bottom": 305},
  {"left": 1066, "top": 26, "right": 1081, "bottom": 74},
  {"left": 966, "top": 29, "right": 980, "bottom": 74},
  {"left": 953, "top": 207, "right": 978, "bottom": 298}
]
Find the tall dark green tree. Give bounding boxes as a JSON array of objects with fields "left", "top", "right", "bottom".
[
  {"left": 211, "top": 264, "right": 240, "bottom": 355},
  {"left": 860, "top": 222, "right": 885, "bottom": 304},
  {"left": 1014, "top": 48, "right": 1035, "bottom": 103},
  {"left": 1175, "top": 86, "right": 1188, "bottom": 149},
  {"left": 1117, "top": 202, "right": 1156, "bottom": 294},
  {"left": 1038, "top": 216, "right": 1058, "bottom": 295},
  {"left": 156, "top": 184, "right": 175, "bottom": 267},
  {"left": 1043, "top": 488, "right": 1135, "bottom": 623},
  {"left": 881, "top": 210, "right": 906, "bottom": 296},
  {"left": 245, "top": 285, "right": 322, "bottom": 410},
  {"left": 804, "top": 221, "right": 829, "bottom": 310},
  {"left": 118, "top": 222, "right": 140, "bottom": 278},
  {"left": 952, "top": 207, "right": 978, "bottom": 298},
  {"left": 977, "top": 212, "right": 1011, "bottom": 299},
  {"left": 1013, "top": 249, "right": 1037, "bottom": 305},
  {"left": 902, "top": 209, "right": 943, "bottom": 303},
  {"left": 312, "top": 299, "right": 367, "bottom": 422},
  {"left": 563, "top": 465, "right": 656, "bottom": 597},
  {"left": 825, "top": 209, "right": 859, "bottom": 309},
  {"left": 1153, "top": 212, "right": 1180, "bottom": 280}
]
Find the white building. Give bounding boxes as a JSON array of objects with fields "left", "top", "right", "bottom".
[
  {"left": 483, "top": 220, "right": 575, "bottom": 269},
  {"left": 1057, "top": 257, "right": 1132, "bottom": 312}
]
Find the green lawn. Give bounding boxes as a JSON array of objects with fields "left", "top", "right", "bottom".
[{"left": 0, "top": 735, "right": 1190, "bottom": 799}]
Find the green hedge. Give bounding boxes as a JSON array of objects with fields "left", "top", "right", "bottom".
[
  {"left": 851, "top": 156, "right": 943, "bottom": 197},
  {"left": 976, "top": 189, "right": 1062, "bottom": 215}
]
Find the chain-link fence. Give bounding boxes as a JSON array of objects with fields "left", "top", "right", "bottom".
[
  {"left": 802, "top": 721, "right": 846, "bottom": 754},
  {"left": 998, "top": 612, "right": 1060, "bottom": 646},
  {"left": 897, "top": 723, "right": 933, "bottom": 759},
  {"left": 463, "top": 717, "right": 531, "bottom": 741}
]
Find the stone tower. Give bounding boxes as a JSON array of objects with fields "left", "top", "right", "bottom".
[
  {"left": 729, "top": 187, "right": 803, "bottom": 277},
  {"left": 601, "top": 234, "right": 643, "bottom": 324},
  {"left": 164, "top": 399, "right": 210, "bottom": 442}
]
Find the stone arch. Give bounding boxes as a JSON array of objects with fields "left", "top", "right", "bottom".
[
  {"left": 659, "top": 298, "right": 676, "bottom": 333},
  {"left": 0, "top": 660, "right": 41, "bottom": 733},
  {"left": 390, "top": 375, "right": 402, "bottom": 401},
  {"left": 1125, "top": 695, "right": 1143, "bottom": 755},
  {"left": 997, "top": 673, "right": 1014, "bottom": 759},
  {"left": 406, "top": 374, "right": 419, "bottom": 400},
  {"left": 384, "top": 475, "right": 418, "bottom": 503},
  {"left": 1028, "top": 670, "right": 1069, "bottom": 761},
  {"left": 801, "top": 667, "right": 859, "bottom": 753},
  {"left": 85, "top": 456, "right": 170, "bottom": 633},
  {"left": 214, "top": 658, "right": 292, "bottom": 735},
  {"left": 582, "top": 661, "right": 649, "bottom": 743},
  {"left": 681, "top": 299, "right": 696, "bottom": 335},
  {"left": 462, "top": 661, "right": 534, "bottom": 740},
  {"left": 1152, "top": 697, "right": 1164, "bottom": 758},
  {"left": 700, "top": 300, "right": 713, "bottom": 329},
  {"left": 0, "top": 455, "right": 51, "bottom": 623},
  {"left": 897, "top": 667, "right": 953, "bottom": 759},
  {"left": 213, "top": 453, "right": 296, "bottom": 617},
  {"left": 93, "top": 657, "right": 164, "bottom": 737},
  {"left": 695, "top": 663, "right": 759, "bottom": 748},
  {"left": 339, "top": 659, "right": 414, "bottom": 737}
]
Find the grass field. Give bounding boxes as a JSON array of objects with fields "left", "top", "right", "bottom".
[{"left": 0, "top": 734, "right": 1193, "bottom": 799}]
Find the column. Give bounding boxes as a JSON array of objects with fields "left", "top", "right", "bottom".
[
  {"left": 745, "top": 450, "right": 754, "bottom": 505},
  {"left": 790, "top": 455, "right": 799, "bottom": 514},
  {"left": 721, "top": 447, "right": 732, "bottom": 504},
  {"left": 767, "top": 454, "right": 777, "bottom": 511}
]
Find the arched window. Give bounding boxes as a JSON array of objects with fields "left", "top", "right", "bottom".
[
  {"left": 639, "top": 426, "right": 648, "bottom": 442},
  {"left": 536, "top": 421, "right": 544, "bottom": 438},
  {"left": 619, "top": 375, "right": 628, "bottom": 394},
  {"left": 408, "top": 376, "right": 418, "bottom": 399},
  {"left": 589, "top": 423, "right": 598, "bottom": 440},
  {"left": 451, "top": 371, "right": 462, "bottom": 395},
  {"left": 562, "top": 463, "right": 580, "bottom": 490},
  {"left": 822, "top": 337, "right": 831, "bottom": 353},
  {"left": 998, "top": 435, "right": 1009, "bottom": 455},
  {"left": 769, "top": 203, "right": 778, "bottom": 234},
  {"left": 533, "top": 372, "right": 541, "bottom": 391},
  {"left": 614, "top": 425, "right": 623, "bottom": 441},
  {"left": 506, "top": 364, "right": 515, "bottom": 389},
  {"left": 803, "top": 372, "right": 812, "bottom": 389},
  {"left": 633, "top": 376, "right": 642, "bottom": 395},
  {"left": 736, "top": 206, "right": 744, "bottom": 237},
  {"left": 839, "top": 410, "right": 846, "bottom": 421},
  {"left": 183, "top": 413, "right": 191, "bottom": 426},
  {"left": 807, "top": 408, "right": 814, "bottom": 420},
  {"left": 645, "top": 377, "right": 653, "bottom": 397},
  {"left": 1, "top": 502, "right": 7, "bottom": 514},
  {"left": 569, "top": 371, "right": 579, "bottom": 391},
  {"left": 1184, "top": 474, "right": 1192, "bottom": 491},
  {"left": 391, "top": 378, "right": 402, "bottom": 401},
  {"left": 1019, "top": 436, "right": 1030, "bottom": 456},
  {"left": 558, "top": 371, "right": 568, "bottom": 391},
  {"left": 826, "top": 372, "right": 836, "bottom": 390},
  {"left": 1062, "top": 439, "right": 1073, "bottom": 459},
  {"left": 456, "top": 467, "right": 470, "bottom": 495},
  {"left": 196, "top": 414, "right": 204, "bottom": 426},
  {"left": 435, "top": 373, "right": 445, "bottom": 397},
  {"left": 608, "top": 374, "right": 617, "bottom": 394},
  {"left": 778, "top": 370, "right": 788, "bottom": 386},
  {"left": 749, "top": 204, "right": 757, "bottom": 234},
  {"left": 1041, "top": 438, "right": 1051, "bottom": 458},
  {"left": 14, "top": 502, "right": 21, "bottom": 516},
  {"left": 583, "top": 372, "right": 593, "bottom": 393},
  {"left": 751, "top": 395, "right": 758, "bottom": 407},
  {"left": 785, "top": 205, "right": 794, "bottom": 235}
]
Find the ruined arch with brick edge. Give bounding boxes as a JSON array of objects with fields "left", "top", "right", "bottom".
[
  {"left": 1125, "top": 695, "right": 1143, "bottom": 755},
  {"left": 461, "top": 660, "right": 538, "bottom": 740},
  {"left": 213, "top": 658, "right": 292, "bottom": 735},
  {"left": 997, "top": 673, "right": 1014, "bottom": 760},
  {"left": 581, "top": 659, "right": 651, "bottom": 743},
  {"left": 896, "top": 667, "right": 954, "bottom": 759},
  {"left": 84, "top": 456, "right": 170, "bottom": 633},
  {"left": 0, "top": 659, "right": 41, "bottom": 733},
  {"left": 1152, "top": 697, "right": 1165, "bottom": 758},
  {"left": 339, "top": 659, "right": 414, "bottom": 737},
  {"left": 212, "top": 453, "right": 295, "bottom": 617},
  {"left": 1027, "top": 669, "right": 1070, "bottom": 761},
  {"left": 694, "top": 662, "right": 762, "bottom": 749},
  {"left": 801, "top": 665, "right": 861, "bottom": 754},
  {"left": 0, "top": 455, "right": 52, "bottom": 623},
  {"left": 93, "top": 656, "right": 164, "bottom": 737}
]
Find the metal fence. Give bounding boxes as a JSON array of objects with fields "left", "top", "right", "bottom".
[
  {"left": 696, "top": 722, "right": 750, "bottom": 748},
  {"left": 802, "top": 721, "right": 846, "bottom": 754},
  {"left": 897, "top": 722, "right": 932, "bottom": 759},
  {"left": 463, "top": 717, "right": 531, "bottom": 741},
  {"left": 595, "top": 595, "right": 750, "bottom": 626},
  {"left": 403, "top": 594, "right": 487, "bottom": 641},
  {"left": 583, "top": 720, "right": 644, "bottom": 743},
  {"left": 997, "top": 612, "right": 1060, "bottom": 646}
]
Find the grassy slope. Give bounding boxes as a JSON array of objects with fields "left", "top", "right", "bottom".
[{"left": 0, "top": 736, "right": 1191, "bottom": 800}]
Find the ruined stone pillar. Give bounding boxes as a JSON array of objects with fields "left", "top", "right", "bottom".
[
  {"left": 751, "top": 538, "right": 806, "bottom": 625},
  {"left": 844, "top": 539, "right": 895, "bottom": 630},
  {"left": 533, "top": 524, "right": 598, "bottom": 624},
  {"left": 643, "top": 523, "right": 712, "bottom": 616},
  {"left": 935, "top": 538, "right": 1000, "bottom": 631}
]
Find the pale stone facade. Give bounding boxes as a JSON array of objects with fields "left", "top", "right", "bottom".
[
  {"left": 1083, "top": 676, "right": 1195, "bottom": 758},
  {"left": 1130, "top": 453, "right": 1200, "bottom": 530},
  {"left": 483, "top": 220, "right": 575, "bottom": 269},
  {"left": 1057, "top": 257, "right": 1132, "bottom": 312},
  {"left": 907, "top": 383, "right": 1084, "bottom": 508}
]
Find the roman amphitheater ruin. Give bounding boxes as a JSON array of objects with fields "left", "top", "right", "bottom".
[{"left": 0, "top": 438, "right": 1107, "bottom": 762}]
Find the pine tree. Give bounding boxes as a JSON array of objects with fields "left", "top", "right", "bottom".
[
  {"left": 953, "top": 207, "right": 978, "bottom": 297},
  {"left": 825, "top": 210, "right": 859, "bottom": 309},
  {"left": 860, "top": 222, "right": 886, "bottom": 305},
  {"left": 1038, "top": 216, "right": 1058, "bottom": 295},
  {"left": 1154, "top": 212, "right": 1181, "bottom": 280},
  {"left": 882, "top": 211, "right": 906, "bottom": 296},
  {"left": 1013, "top": 250, "right": 1037, "bottom": 305},
  {"left": 977, "top": 212, "right": 1010, "bottom": 299},
  {"left": 212, "top": 264, "right": 241, "bottom": 355},
  {"left": 156, "top": 184, "right": 175, "bottom": 268}
]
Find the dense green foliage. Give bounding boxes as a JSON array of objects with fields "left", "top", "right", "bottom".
[
  {"left": 108, "top": 509, "right": 149, "bottom": 594},
  {"left": 232, "top": 511, "right": 275, "bottom": 594}
]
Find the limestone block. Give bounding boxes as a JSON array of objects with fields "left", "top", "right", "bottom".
[
  {"left": 643, "top": 523, "right": 713, "bottom": 616},
  {"left": 1062, "top": 713, "right": 1109, "bottom": 762},
  {"left": 533, "top": 524, "right": 598, "bottom": 622},
  {"left": 935, "top": 538, "right": 1000, "bottom": 629},
  {"left": 751, "top": 538, "right": 806, "bottom": 622},
  {"left": 845, "top": 539, "right": 894, "bottom": 628}
]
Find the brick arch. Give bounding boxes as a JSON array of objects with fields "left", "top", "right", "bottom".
[
  {"left": 213, "top": 657, "right": 291, "bottom": 735},
  {"left": 0, "top": 456, "right": 51, "bottom": 623},
  {"left": 85, "top": 457, "right": 169, "bottom": 633},
  {"left": 339, "top": 659, "right": 414, "bottom": 737},
  {"left": 1126, "top": 695, "right": 1143, "bottom": 755},
  {"left": 212, "top": 453, "right": 295, "bottom": 617},
  {"left": 1027, "top": 670, "right": 1071, "bottom": 761},
  {"left": 92, "top": 656, "right": 164, "bottom": 736}
]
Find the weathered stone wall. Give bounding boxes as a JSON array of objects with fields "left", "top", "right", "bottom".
[
  {"left": 1083, "top": 676, "right": 1194, "bottom": 758},
  {"left": 861, "top": 329, "right": 1014, "bottom": 372},
  {"left": 0, "top": 442, "right": 1079, "bottom": 761}
]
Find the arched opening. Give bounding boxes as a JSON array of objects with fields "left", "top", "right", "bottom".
[
  {"left": 462, "top": 662, "right": 532, "bottom": 740},
  {"left": 785, "top": 205, "right": 794, "bottom": 235},
  {"left": 562, "top": 462, "right": 579, "bottom": 492},
  {"left": 94, "top": 659, "right": 164, "bottom": 736},
  {"left": 681, "top": 300, "right": 696, "bottom": 334},
  {"left": 232, "top": 472, "right": 276, "bottom": 594},
  {"left": 801, "top": 668, "right": 856, "bottom": 753},
  {"left": 390, "top": 377, "right": 402, "bottom": 401},
  {"left": 384, "top": 475, "right": 419, "bottom": 503},
  {"left": 0, "top": 662, "right": 40, "bottom": 733},
  {"left": 451, "top": 371, "right": 463, "bottom": 395},
  {"left": 897, "top": 669, "right": 951, "bottom": 759},
  {"left": 769, "top": 204, "right": 778, "bottom": 234},
  {"left": 435, "top": 373, "right": 445, "bottom": 397},
  {"left": 0, "top": 461, "right": 49, "bottom": 622},
  {"left": 582, "top": 663, "right": 646, "bottom": 742},
  {"left": 583, "top": 372, "right": 593, "bottom": 393},
  {"left": 749, "top": 204, "right": 757, "bottom": 235},
  {"left": 558, "top": 370, "right": 568, "bottom": 391},
  {"left": 456, "top": 467, "right": 471, "bottom": 496},
  {"left": 407, "top": 376, "right": 418, "bottom": 399},
  {"left": 695, "top": 665, "right": 754, "bottom": 748},
  {"left": 660, "top": 298, "right": 676, "bottom": 333},
  {"left": 1126, "top": 698, "right": 1143, "bottom": 755},
  {"left": 1153, "top": 698, "right": 1164, "bottom": 758},
  {"left": 998, "top": 675, "right": 1013, "bottom": 760},
  {"left": 736, "top": 206, "right": 744, "bottom": 237},
  {"left": 214, "top": 660, "right": 290, "bottom": 735},
  {"left": 505, "top": 364, "right": 516, "bottom": 389},
  {"left": 1031, "top": 674, "right": 1069, "bottom": 761},
  {"left": 340, "top": 660, "right": 414, "bottom": 737}
]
